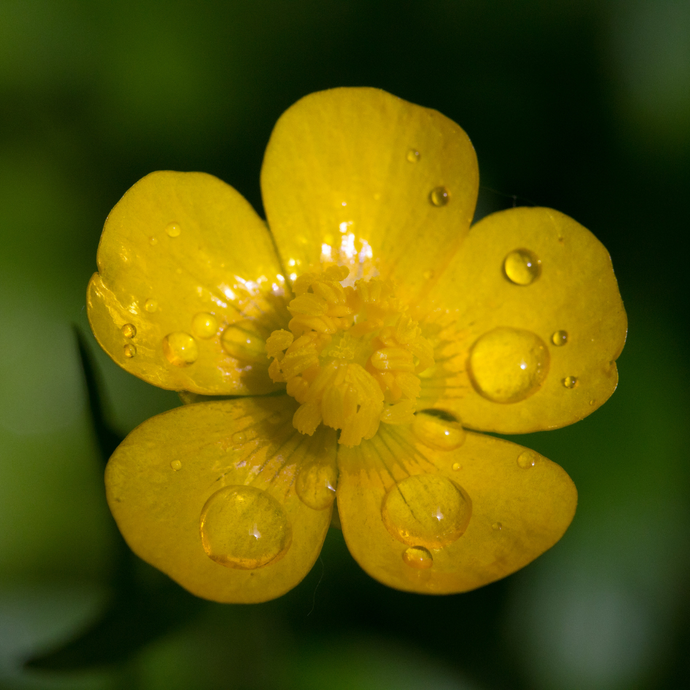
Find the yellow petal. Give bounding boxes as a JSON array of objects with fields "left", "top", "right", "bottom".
[
  {"left": 418, "top": 207, "right": 627, "bottom": 433},
  {"left": 88, "top": 171, "right": 291, "bottom": 395},
  {"left": 336, "top": 421, "right": 576, "bottom": 594},
  {"left": 261, "top": 88, "right": 478, "bottom": 300},
  {"left": 105, "top": 397, "right": 336, "bottom": 603}
]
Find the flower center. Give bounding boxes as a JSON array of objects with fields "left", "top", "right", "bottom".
[{"left": 266, "top": 266, "right": 434, "bottom": 446}]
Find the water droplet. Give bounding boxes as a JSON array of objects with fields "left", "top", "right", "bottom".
[
  {"left": 199, "top": 485, "right": 292, "bottom": 569},
  {"left": 429, "top": 186, "right": 450, "bottom": 207},
  {"left": 232, "top": 431, "right": 246, "bottom": 445},
  {"left": 144, "top": 299, "right": 158, "bottom": 313},
  {"left": 503, "top": 249, "right": 541, "bottom": 285},
  {"left": 221, "top": 323, "right": 266, "bottom": 363},
  {"left": 551, "top": 330, "right": 568, "bottom": 346},
  {"left": 123, "top": 344, "right": 136, "bottom": 358},
  {"left": 563, "top": 375, "right": 578, "bottom": 389},
  {"left": 517, "top": 450, "right": 538, "bottom": 468},
  {"left": 412, "top": 413, "right": 466, "bottom": 451},
  {"left": 170, "top": 460, "right": 182, "bottom": 471},
  {"left": 423, "top": 269, "right": 434, "bottom": 280},
  {"left": 492, "top": 522, "right": 502, "bottom": 531},
  {"left": 121, "top": 323, "right": 136, "bottom": 338},
  {"left": 452, "top": 463, "right": 461, "bottom": 471},
  {"left": 382, "top": 474, "right": 471, "bottom": 549},
  {"left": 468, "top": 327, "right": 549, "bottom": 403},
  {"left": 165, "top": 222, "right": 181, "bottom": 237},
  {"left": 149, "top": 236, "right": 158, "bottom": 246},
  {"left": 163, "top": 332, "right": 198, "bottom": 367},
  {"left": 402, "top": 545, "right": 433, "bottom": 570},
  {"left": 589, "top": 399, "right": 595, "bottom": 406},
  {"left": 296, "top": 461, "right": 337, "bottom": 510},
  {"left": 267, "top": 412, "right": 282, "bottom": 425},
  {"left": 406, "top": 149, "right": 420, "bottom": 163},
  {"left": 192, "top": 312, "right": 218, "bottom": 339}
]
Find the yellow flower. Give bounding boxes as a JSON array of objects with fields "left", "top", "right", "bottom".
[{"left": 87, "top": 88, "right": 626, "bottom": 603}]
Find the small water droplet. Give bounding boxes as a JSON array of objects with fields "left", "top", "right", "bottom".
[
  {"left": 492, "top": 522, "right": 502, "bottom": 531},
  {"left": 563, "top": 375, "right": 578, "bottom": 389},
  {"left": 468, "top": 327, "right": 549, "bottom": 403},
  {"left": 192, "top": 312, "right": 218, "bottom": 339},
  {"left": 165, "top": 222, "right": 181, "bottom": 237},
  {"left": 267, "top": 412, "right": 282, "bottom": 425},
  {"left": 589, "top": 399, "right": 595, "bottom": 406},
  {"left": 170, "top": 460, "right": 182, "bottom": 471},
  {"left": 503, "top": 249, "right": 541, "bottom": 286},
  {"left": 123, "top": 344, "right": 136, "bottom": 358},
  {"left": 406, "top": 149, "right": 420, "bottom": 163},
  {"left": 199, "top": 485, "right": 292, "bottom": 569},
  {"left": 423, "top": 269, "right": 434, "bottom": 280},
  {"left": 402, "top": 545, "right": 433, "bottom": 570},
  {"left": 221, "top": 323, "right": 266, "bottom": 362},
  {"left": 149, "top": 236, "right": 158, "bottom": 245},
  {"left": 144, "top": 299, "right": 158, "bottom": 313},
  {"left": 121, "top": 323, "right": 136, "bottom": 338},
  {"left": 232, "top": 431, "right": 246, "bottom": 445},
  {"left": 163, "top": 332, "right": 198, "bottom": 367},
  {"left": 452, "top": 462, "right": 461, "bottom": 471},
  {"left": 429, "top": 186, "right": 450, "bottom": 207},
  {"left": 296, "top": 461, "right": 337, "bottom": 510},
  {"left": 412, "top": 413, "right": 466, "bottom": 451},
  {"left": 551, "top": 330, "right": 568, "bottom": 346},
  {"left": 382, "top": 474, "right": 471, "bottom": 549},
  {"left": 517, "top": 450, "right": 538, "bottom": 468}
]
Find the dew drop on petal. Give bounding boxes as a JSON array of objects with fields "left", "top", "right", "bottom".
[
  {"left": 551, "top": 330, "right": 568, "bottom": 346},
  {"left": 406, "top": 149, "right": 420, "bottom": 163},
  {"left": 517, "top": 450, "right": 538, "bottom": 468},
  {"left": 468, "top": 327, "right": 549, "bottom": 403},
  {"left": 296, "top": 461, "right": 337, "bottom": 510},
  {"left": 429, "top": 186, "right": 450, "bottom": 207},
  {"left": 144, "top": 299, "right": 158, "bottom": 313},
  {"left": 199, "top": 486, "right": 292, "bottom": 569},
  {"left": 170, "top": 460, "right": 182, "bottom": 471},
  {"left": 221, "top": 323, "right": 266, "bottom": 363},
  {"left": 149, "top": 236, "right": 158, "bottom": 246},
  {"left": 165, "top": 222, "right": 181, "bottom": 238},
  {"left": 382, "top": 474, "right": 471, "bottom": 549},
  {"left": 412, "top": 413, "right": 466, "bottom": 451},
  {"left": 452, "top": 462, "right": 461, "bottom": 471},
  {"left": 192, "top": 312, "right": 219, "bottom": 339},
  {"left": 121, "top": 323, "right": 136, "bottom": 338},
  {"left": 402, "top": 545, "right": 433, "bottom": 570},
  {"left": 492, "top": 522, "right": 502, "bottom": 531},
  {"left": 232, "top": 431, "right": 246, "bottom": 445},
  {"left": 123, "top": 344, "right": 136, "bottom": 358},
  {"left": 563, "top": 375, "right": 578, "bottom": 389},
  {"left": 163, "top": 332, "right": 199, "bottom": 367},
  {"left": 503, "top": 249, "right": 541, "bottom": 285}
]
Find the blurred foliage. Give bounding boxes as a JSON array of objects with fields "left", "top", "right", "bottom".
[{"left": 1, "top": 0, "right": 689, "bottom": 688}]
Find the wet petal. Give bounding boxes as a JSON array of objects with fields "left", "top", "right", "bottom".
[
  {"left": 336, "top": 421, "right": 576, "bottom": 594},
  {"left": 418, "top": 207, "right": 627, "bottom": 433},
  {"left": 261, "top": 88, "right": 478, "bottom": 300},
  {"left": 88, "top": 171, "right": 291, "bottom": 395},
  {"left": 105, "top": 397, "right": 335, "bottom": 603}
]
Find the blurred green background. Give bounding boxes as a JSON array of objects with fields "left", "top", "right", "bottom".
[{"left": 1, "top": 0, "right": 689, "bottom": 688}]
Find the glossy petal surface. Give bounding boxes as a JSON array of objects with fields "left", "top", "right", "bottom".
[
  {"left": 261, "top": 88, "right": 478, "bottom": 301},
  {"left": 337, "top": 422, "right": 577, "bottom": 594},
  {"left": 105, "top": 397, "right": 334, "bottom": 603},
  {"left": 418, "top": 207, "right": 627, "bottom": 433},
  {"left": 88, "top": 171, "right": 290, "bottom": 395}
]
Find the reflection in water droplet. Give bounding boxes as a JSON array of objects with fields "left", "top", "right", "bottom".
[
  {"left": 468, "top": 327, "right": 549, "bottom": 403},
  {"left": 163, "top": 332, "right": 199, "bottom": 367},
  {"left": 296, "top": 461, "right": 337, "bottom": 510},
  {"left": 144, "top": 299, "right": 158, "bottom": 313},
  {"left": 492, "top": 522, "right": 502, "bottom": 531},
  {"left": 563, "top": 375, "right": 578, "bottom": 389},
  {"left": 192, "top": 312, "right": 218, "bottom": 339},
  {"left": 199, "top": 485, "right": 292, "bottom": 569},
  {"left": 221, "top": 323, "right": 266, "bottom": 363},
  {"left": 382, "top": 474, "right": 471, "bottom": 549},
  {"left": 412, "top": 413, "right": 465, "bottom": 451},
  {"left": 123, "top": 344, "right": 136, "bottom": 358},
  {"left": 429, "top": 186, "right": 450, "bottom": 207},
  {"left": 503, "top": 249, "right": 541, "bottom": 285},
  {"left": 406, "top": 149, "right": 420, "bottom": 163},
  {"left": 232, "top": 431, "right": 246, "bottom": 444},
  {"left": 403, "top": 545, "right": 433, "bottom": 570},
  {"left": 517, "top": 450, "right": 538, "bottom": 468},
  {"left": 452, "top": 463, "right": 461, "bottom": 471},
  {"left": 170, "top": 460, "right": 182, "bottom": 471},
  {"left": 551, "top": 330, "right": 568, "bottom": 346},
  {"left": 165, "top": 222, "right": 181, "bottom": 237},
  {"left": 121, "top": 323, "right": 136, "bottom": 338}
]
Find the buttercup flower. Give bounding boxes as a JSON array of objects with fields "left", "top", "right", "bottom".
[{"left": 87, "top": 88, "right": 626, "bottom": 603}]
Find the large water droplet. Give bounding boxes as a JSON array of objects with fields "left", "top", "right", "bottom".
[
  {"left": 406, "top": 149, "right": 420, "bottom": 163},
  {"left": 468, "top": 327, "right": 549, "bottom": 403},
  {"left": 382, "top": 474, "right": 471, "bottom": 549},
  {"left": 123, "top": 344, "right": 136, "bottom": 358},
  {"left": 165, "top": 222, "right": 181, "bottom": 238},
  {"left": 144, "top": 298, "right": 158, "bottom": 313},
  {"left": 170, "top": 460, "right": 182, "bottom": 471},
  {"left": 517, "top": 450, "right": 538, "bottom": 468},
  {"left": 163, "top": 332, "right": 198, "bottom": 367},
  {"left": 412, "top": 413, "right": 466, "bottom": 451},
  {"left": 429, "top": 186, "right": 450, "bottom": 207},
  {"left": 402, "top": 545, "right": 433, "bottom": 570},
  {"left": 221, "top": 323, "right": 266, "bottom": 363},
  {"left": 563, "top": 375, "right": 578, "bottom": 389},
  {"left": 503, "top": 249, "right": 541, "bottom": 285},
  {"left": 296, "top": 461, "right": 337, "bottom": 510},
  {"left": 192, "top": 312, "right": 218, "bottom": 339},
  {"left": 199, "top": 485, "right": 292, "bottom": 570},
  {"left": 551, "top": 330, "right": 568, "bottom": 346},
  {"left": 121, "top": 323, "right": 136, "bottom": 338}
]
